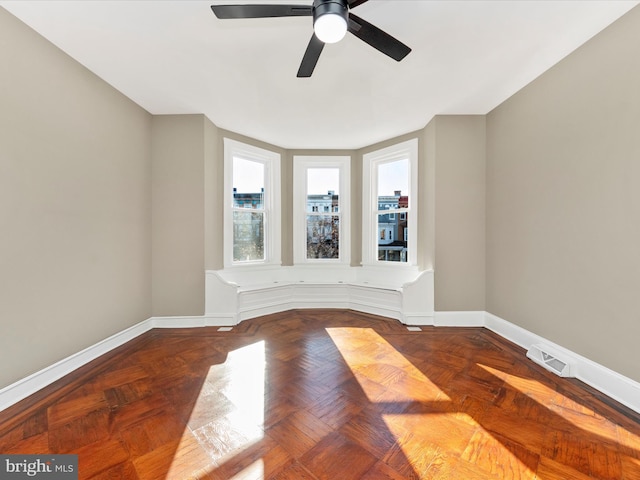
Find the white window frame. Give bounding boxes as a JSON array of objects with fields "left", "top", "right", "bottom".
[
  {"left": 293, "top": 156, "right": 351, "bottom": 265},
  {"left": 362, "top": 138, "right": 418, "bottom": 266},
  {"left": 224, "top": 138, "right": 281, "bottom": 268}
]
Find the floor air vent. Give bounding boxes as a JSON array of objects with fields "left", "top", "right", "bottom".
[{"left": 526, "top": 344, "right": 574, "bottom": 377}]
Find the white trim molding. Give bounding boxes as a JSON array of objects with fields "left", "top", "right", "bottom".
[
  {"left": 0, "top": 319, "right": 152, "bottom": 412},
  {"left": 484, "top": 312, "right": 640, "bottom": 414},
  {"left": 433, "top": 310, "right": 640, "bottom": 413},
  {"left": 223, "top": 137, "right": 281, "bottom": 268},
  {"left": 151, "top": 315, "right": 236, "bottom": 329},
  {"left": 292, "top": 155, "right": 351, "bottom": 265},
  {"left": 362, "top": 138, "right": 418, "bottom": 267},
  {"left": 0, "top": 314, "right": 236, "bottom": 412},
  {"left": 206, "top": 266, "right": 434, "bottom": 324},
  {"left": 434, "top": 310, "right": 485, "bottom": 327}
]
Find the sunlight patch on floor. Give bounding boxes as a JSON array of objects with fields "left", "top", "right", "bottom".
[
  {"left": 478, "top": 363, "right": 559, "bottom": 403},
  {"left": 381, "top": 412, "right": 538, "bottom": 478},
  {"left": 477, "top": 362, "right": 627, "bottom": 445},
  {"left": 326, "top": 327, "right": 448, "bottom": 402},
  {"left": 177, "top": 341, "right": 267, "bottom": 477},
  {"left": 227, "top": 458, "right": 264, "bottom": 480},
  {"left": 222, "top": 341, "right": 266, "bottom": 429}
]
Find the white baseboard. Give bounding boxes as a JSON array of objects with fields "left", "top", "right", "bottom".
[
  {"left": 0, "top": 314, "right": 241, "bottom": 412},
  {"left": 151, "top": 315, "right": 237, "bottom": 328},
  {"left": 151, "top": 315, "right": 207, "bottom": 328},
  {"left": 402, "top": 314, "right": 435, "bottom": 326},
  {"left": 484, "top": 312, "right": 640, "bottom": 414},
  {"left": 2, "top": 310, "right": 639, "bottom": 416},
  {"left": 0, "top": 318, "right": 153, "bottom": 412},
  {"left": 434, "top": 310, "right": 485, "bottom": 327},
  {"left": 434, "top": 311, "right": 640, "bottom": 413}
]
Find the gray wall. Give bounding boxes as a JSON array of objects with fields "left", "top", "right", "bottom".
[
  {"left": 151, "top": 115, "right": 208, "bottom": 316},
  {"left": 0, "top": 8, "right": 152, "bottom": 388},
  {"left": 428, "top": 116, "right": 486, "bottom": 311},
  {"left": 421, "top": 121, "right": 436, "bottom": 272},
  {"left": 486, "top": 6, "right": 640, "bottom": 382},
  {"left": 204, "top": 117, "right": 222, "bottom": 271}
]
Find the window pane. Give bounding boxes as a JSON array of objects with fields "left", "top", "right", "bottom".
[
  {"left": 377, "top": 159, "right": 409, "bottom": 209},
  {"left": 377, "top": 214, "right": 407, "bottom": 263},
  {"left": 307, "top": 168, "right": 339, "bottom": 214},
  {"left": 233, "top": 211, "right": 264, "bottom": 262},
  {"left": 233, "top": 157, "right": 264, "bottom": 208},
  {"left": 306, "top": 215, "right": 339, "bottom": 259}
]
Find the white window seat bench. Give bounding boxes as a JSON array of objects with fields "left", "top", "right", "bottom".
[{"left": 205, "top": 265, "right": 434, "bottom": 325}]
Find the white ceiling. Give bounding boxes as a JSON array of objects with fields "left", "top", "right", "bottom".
[{"left": 2, "top": 1, "right": 637, "bottom": 149}]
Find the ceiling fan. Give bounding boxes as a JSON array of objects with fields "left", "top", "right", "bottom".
[{"left": 210, "top": 0, "right": 411, "bottom": 77}]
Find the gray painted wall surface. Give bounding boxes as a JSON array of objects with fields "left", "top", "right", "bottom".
[
  {"left": 151, "top": 115, "right": 207, "bottom": 316},
  {"left": 486, "top": 6, "right": 640, "bottom": 382},
  {"left": 430, "top": 116, "right": 486, "bottom": 311},
  {"left": 0, "top": 8, "right": 152, "bottom": 388}
]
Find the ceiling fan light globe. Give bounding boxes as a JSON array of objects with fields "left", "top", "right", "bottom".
[{"left": 314, "top": 13, "right": 347, "bottom": 43}]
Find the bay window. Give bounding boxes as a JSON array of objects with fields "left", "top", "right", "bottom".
[
  {"left": 363, "top": 139, "right": 418, "bottom": 266},
  {"left": 293, "top": 156, "right": 350, "bottom": 264},
  {"left": 224, "top": 138, "right": 281, "bottom": 267}
]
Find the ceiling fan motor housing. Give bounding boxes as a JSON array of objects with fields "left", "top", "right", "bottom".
[{"left": 313, "top": 0, "right": 348, "bottom": 25}]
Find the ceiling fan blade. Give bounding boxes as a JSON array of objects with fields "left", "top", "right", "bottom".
[
  {"left": 297, "top": 34, "right": 325, "bottom": 78},
  {"left": 347, "top": 12, "right": 411, "bottom": 61},
  {"left": 211, "top": 4, "right": 312, "bottom": 19},
  {"left": 348, "top": 0, "right": 369, "bottom": 8}
]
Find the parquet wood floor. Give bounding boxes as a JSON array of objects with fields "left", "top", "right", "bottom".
[{"left": 1, "top": 309, "right": 639, "bottom": 479}]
